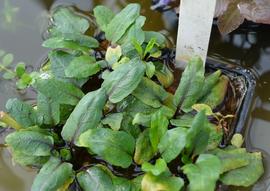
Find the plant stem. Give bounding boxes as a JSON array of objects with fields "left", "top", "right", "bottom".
[
  {"left": 0, "top": 64, "right": 15, "bottom": 74},
  {"left": 0, "top": 111, "right": 22, "bottom": 130}
]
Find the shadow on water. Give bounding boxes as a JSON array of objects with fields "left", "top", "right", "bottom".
[{"left": 0, "top": 0, "right": 270, "bottom": 191}]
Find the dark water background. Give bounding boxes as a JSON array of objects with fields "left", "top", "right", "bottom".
[{"left": 0, "top": 0, "right": 270, "bottom": 190}]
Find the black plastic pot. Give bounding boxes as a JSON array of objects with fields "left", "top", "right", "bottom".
[{"left": 206, "top": 57, "right": 256, "bottom": 145}]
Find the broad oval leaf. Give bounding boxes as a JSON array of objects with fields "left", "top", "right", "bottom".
[
  {"left": 65, "top": 55, "right": 101, "bottom": 78},
  {"left": 78, "top": 128, "right": 135, "bottom": 168},
  {"left": 31, "top": 157, "right": 75, "bottom": 191},
  {"left": 182, "top": 154, "right": 221, "bottom": 191},
  {"left": 61, "top": 88, "right": 107, "bottom": 144},
  {"left": 77, "top": 166, "right": 114, "bottom": 191},
  {"left": 220, "top": 151, "right": 264, "bottom": 187},
  {"left": 34, "top": 78, "right": 84, "bottom": 106},
  {"left": 105, "top": 4, "right": 141, "bottom": 43},
  {"left": 132, "top": 77, "right": 169, "bottom": 108},
  {"left": 142, "top": 173, "right": 184, "bottom": 191},
  {"left": 142, "top": 158, "right": 168, "bottom": 176},
  {"left": 134, "top": 129, "right": 155, "bottom": 165},
  {"left": 102, "top": 57, "right": 145, "bottom": 103},
  {"left": 12, "top": 150, "right": 49, "bottom": 168},
  {"left": 173, "top": 56, "right": 205, "bottom": 113},
  {"left": 5, "top": 130, "right": 54, "bottom": 156},
  {"left": 149, "top": 110, "right": 169, "bottom": 152},
  {"left": 101, "top": 113, "right": 123, "bottom": 131},
  {"left": 6, "top": 98, "right": 37, "bottom": 128},
  {"left": 49, "top": 7, "right": 89, "bottom": 35},
  {"left": 158, "top": 127, "right": 187, "bottom": 163},
  {"left": 93, "top": 5, "right": 115, "bottom": 31}
]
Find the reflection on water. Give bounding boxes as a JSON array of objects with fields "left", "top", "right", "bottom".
[{"left": 0, "top": 0, "right": 270, "bottom": 191}]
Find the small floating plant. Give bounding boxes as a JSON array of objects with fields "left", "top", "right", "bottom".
[{"left": 0, "top": 4, "right": 264, "bottom": 191}]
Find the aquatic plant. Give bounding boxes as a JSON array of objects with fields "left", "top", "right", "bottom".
[{"left": 0, "top": 4, "right": 264, "bottom": 191}]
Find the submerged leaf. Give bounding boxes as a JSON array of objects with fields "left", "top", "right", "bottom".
[
  {"left": 105, "top": 4, "right": 141, "bottom": 43},
  {"left": 102, "top": 57, "right": 145, "bottom": 103},
  {"left": 105, "top": 45, "right": 122, "bottom": 66},
  {"left": 149, "top": 110, "right": 169, "bottom": 152},
  {"left": 102, "top": 113, "right": 123, "bottom": 131},
  {"left": 34, "top": 78, "right": 84, "bottom": 106},
  {"left": 142, "top": 172, "right": 184, "bottom": 191},
  {"left": 142, "top": 158, "right": 168, "bottom": 176},
  {"left": 217, "top": 0, "right": 245, "bottom": 35},
  {"left": 154, "top": 62, "right": 174, "bottom": 88},
  {"left": 199, "top": 75, "right": 229, "bottom": 109},
  {"left": 77, "top": 166, "right": 114, "bottom": 191},
  {"left": 231, "top": 133, "right": 244, "bottom": 148},
  {"left": 12, "top": 151, "right": 49, "bottom": 167},
  {"left": 6, "top": 130, "right": 53, "bottom": 156},
  {"left": 173, "top": 56, "right": 205, "bottom": 112},
  {"left": 61, "top": 88, "right": 107, "bottom": 144},
  {"left": 94, "top": 5, "right": 115, "bottom": 31},
  {"left": 134, "top": 129, "right": 155, "bottom": 165},
  {"left": 65, "top": 55, "right": 100, "bottom": 78},
  {"left": 6, "top": 98, "right": 37, "bottom": 128},
  {"left": 220, "top": 150, "right": 264, "bottom": 187},
  {"left": 31, "top": 157, "right": 75, "bottom": 191},
  {"left": 182, "top": 154, "right": 221, "bottom": 191},
  {"left": 37, "top": 93, "right": 60, "bottom": 126},
  {"left": 78, "top": 128, "right": 135, "bottom": 168},
  {"left": 49, "top": 7, "right": 89, "bottom": 35},
  {"left": 132, "top": 77, "right": 169, "bottom": 108},
  {"left": 158, "top": 127, "right": 187, "bottom": 163}
]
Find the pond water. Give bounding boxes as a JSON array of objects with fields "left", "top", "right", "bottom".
[{"left": 0, "top": 0, "right": 270, "bottom": 190}]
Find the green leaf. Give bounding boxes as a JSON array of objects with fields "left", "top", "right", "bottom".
[
  {"left": 5, "top": 130, "right": 53, "bottom": 156},
  {"left": 185, "top": 110, "right": 209, "bottom": 155},
  {"left": 42, "top": 37, "right": 89, "bottom": 52},
  {"left": 2, "top": 71, "right": 16, "bottom": 79},
  {"left": 37, "top": 92, "right": 60, "bottom": 126},
  {"left": 132, "top": 77, "right": 169, "bottom": 108},
  {"left": 12, "top": 151, "right": 49, "bottom": 167},
  {"left": 132, "top": 112, "right": 152, "bottom": 127},
  {"left": 102, "top": 57, "right": 145, "bottom": 103},
  {"left": 145, "top": 31, "right": 166, "bottom": 47},
  {"left": 170, "top": 114, "right": 194, "bottom": 127},
  {"left": 34, "top": 78, "right": 84, "bottom": 106},
  {"left": 105, "top": 45, "right": 122, "bottom": 66},
  {"left": 142, "top": 158, "right": 168, "bottom": 176},
  {"left": 6, "top": 98, "right": 37, "bottom": 128},
  {"left": 2, "top": 53, "right": 14, "bottom": 66},
  {"left": 192, "top": 104, "right": 213, "bottom": 116},
  {"left": 210, "top": 148, "right": 250, "bottom": 174},
  {"left": 65, "top": 55, "right": 100, "bottom": 78},
  {"left": 132, "top": 38, "right": 144, "bottom": 57},
  {"left": 144, "top": 38, "right": 157, "bottom": 57},
  {"left": 142, "top": 172, "right": 184, "bottom": 191},
  {"left": 93, "top": 5, "right": 115, "bottom": 31},
  {"left": 31, "top": 157, "right": 75, "bottom": 191},
  {"left": 207, "top": 123, "right": 223, "bottom": 150},
  {"left": 134, "top": 129, "right": 155, "bottom": 165},
  {"left": 154, "top": 62, "right": 174, "bottom": 88},
  {"left": 105, "top": 4, "right": 140, "bottom": 43},
  {"left": 149, "top": 110, "right": 169, "bottom": 152},
  {"left": 60, "top": 33, "right": 99, "bottom": 48},
  {"left": 50, "top": 7, "right": 89, "bottom": 35},
  {"left": 182, "top": 154, "right": 221, "bottom": 191},
  {"left": 102, "top": 113, "right": 123, "bottom": 131},
  {"left": 16, "top": 73, "right": 32, "bottom": 89},
  {"left": 61, "top": 88, "right": 107, "bottom": 144},
  {"left": 220, "top": 151, "right": 264, "bottom": 187},
  {"left": 173, "top": 56, "right": 205, "bottom": 112},
  {"left": 78, "top": 128, "right": 135, "bottom": 168},
  {"left": 199, "top": 75, "right": 229, "bottom": 109},
  {"left": 145, "top": 62, "right": 155, "bottom": 78},
  {"left": 231, "top": 133, "right": 244, "bottom": 148},
  {"left": 158, "top": 127, "right": 187, "bottom": 163},
  {"left": 15, "top": 62, "right": 26, "bottom": 77},
  {"left": 199, "top": 70, "right": 221, "bottom": 99},
  {"left": 77, "top": 166, "right": 114, "bottom": 191}
]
